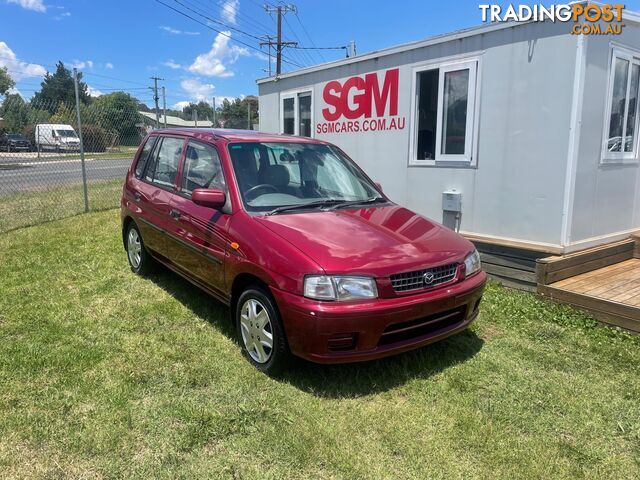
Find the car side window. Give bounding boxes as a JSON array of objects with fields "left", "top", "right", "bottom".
[
  {"left": 135, "top": 136, "right": 157, "bottom": 179},
  {"left": 145, "top": 136, "right": 184, "bottom": 188},
  {"left": 181, "top": 141, "right": 226, "bottom": 195}
]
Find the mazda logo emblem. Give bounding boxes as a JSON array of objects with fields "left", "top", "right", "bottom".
[{"left": 423, "top": 272, "right": 435, "bottom": 286}]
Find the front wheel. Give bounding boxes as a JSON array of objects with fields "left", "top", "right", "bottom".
[
  {"left": 236, "top": 287, "right": 290, "bottom": 374},
  {"left": 125, "top": 222, "right": 155, "bottom": 274}
]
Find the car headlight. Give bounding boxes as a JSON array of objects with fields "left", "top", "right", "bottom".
[
  {"left": 464, "top": 249, "right": 482, "bottom": 277},
  {"left": 304, "top": 275, "right": 378, "bottom": 301}
]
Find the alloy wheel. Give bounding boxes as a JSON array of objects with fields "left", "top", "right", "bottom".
[
  {"left": 240, "top": 298, "right": 274, "bottom": 364},
  {"left": 127, "top": 228, "right": 142, "bottom": 269}
]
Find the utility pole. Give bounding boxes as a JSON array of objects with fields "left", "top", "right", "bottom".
[
  {"left": 259, "top": 35, "right": 275, "bottom": 76},
  {"left": 161, "top": 86, "right": 167, "bottom": 128},
  {"left": 263, "top": 4, "right": 297, "bottom": 75},
  {"left": 73, "top": 67, "right": 89, "bottom": 213},
  {"left": 150, "top": 76, "right": 163, "bottom": 128},
  {"left": 213, "top": 97, "right": 217, "bottom": 127}
]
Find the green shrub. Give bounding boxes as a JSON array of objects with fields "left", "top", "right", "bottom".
[
  {"left": 80, "top": 124, "right": 109, "bottom": 152},
  {"left": 22, "top": 125, "right": 35, "bottom": 145}
]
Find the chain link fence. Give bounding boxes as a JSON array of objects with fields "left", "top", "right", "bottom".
[{"left": 0, "top": 78, "right": 147, "bottom": 233}]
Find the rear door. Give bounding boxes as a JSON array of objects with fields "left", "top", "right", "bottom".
[
  {"left": 132, "top": 135, "right": 186, "bottom": 260},
  {"left": 167, "top": 139, "right": 231, "bottom": 296}
]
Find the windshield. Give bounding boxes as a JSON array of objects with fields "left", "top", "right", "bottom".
[
  {"left": 228, "top": 142, "right": 382, "bottom": 213},
  {"left": 56, "top": 129, "right": 78, "bottom": 138},
  {"left": 7, "top": 134, "right": 25, "bottom": 140}
]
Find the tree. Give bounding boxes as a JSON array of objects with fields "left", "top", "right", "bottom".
[
  {"left": 49, "top": 103, "right": 75, "bottom": 124},
  {"left": 87, "top": 92, "right": 143, "bottom": 145},
  {"left": 182, "top": 101, "right": 214, "bottom": 122},
  {"left": 218, "top": 95, "right": 258, "bottom": 129},
  {"left": 0, "top": 67, "right": 15, "bottom": 96},
  {"left": 0, "top": 94, "right": 29, "bottom": 132},
  {"left": 32, "top": 61, "right": 90, "bottom": 113}
]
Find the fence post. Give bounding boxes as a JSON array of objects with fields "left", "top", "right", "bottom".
[{"left": 73, "top": 67, "right": 89, "bottom": 213}]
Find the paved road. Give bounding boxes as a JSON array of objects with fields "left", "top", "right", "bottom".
[{"left": 0, "top": 156, "right": 131, "bottom": 196}]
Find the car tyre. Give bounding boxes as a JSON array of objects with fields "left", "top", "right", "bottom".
[
  {"left": 236, "top": 287, "right": 290, "bottom": 375},
  {"left": 125, "top": 222, "right": 155, "bottom": 275}
]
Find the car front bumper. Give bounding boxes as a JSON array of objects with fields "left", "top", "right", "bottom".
[{"left": 271, "top": 271, "right": 487, "bottom": 364}]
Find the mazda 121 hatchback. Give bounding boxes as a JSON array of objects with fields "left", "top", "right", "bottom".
[{"left": 121, "top": 129, "right": 486, "bottom": 373}]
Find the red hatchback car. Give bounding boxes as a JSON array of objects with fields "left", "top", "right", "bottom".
[{"left": 121, "top": 129, "right": 486, "bottom": 373}]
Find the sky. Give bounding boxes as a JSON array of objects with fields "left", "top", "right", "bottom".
[{"left": 2, "top": 0, "right": 640, "bottom": 109}]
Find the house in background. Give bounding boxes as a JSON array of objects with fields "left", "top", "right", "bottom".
[
  {"left": 139, "top": 111, "right": 213, "bottom": 129},
  {"left": 257, "top": 8, "right": 640, "bottom": 331}
]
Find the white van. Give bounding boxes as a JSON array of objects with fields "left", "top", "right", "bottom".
[{"left": 35, "top": 124, "right": 81, "bottom": 152}]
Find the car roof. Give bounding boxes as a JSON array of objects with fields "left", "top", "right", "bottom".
[{"left": 150, "top": 128, "right": 329, "bottom": 145}]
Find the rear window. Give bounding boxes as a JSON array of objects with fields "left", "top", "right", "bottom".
[
  {"left": 144, "top": 137, "right": 184, "bottom": 188},
  {"left": 135, "top": 136, "right": 157, "bottom": 179}
]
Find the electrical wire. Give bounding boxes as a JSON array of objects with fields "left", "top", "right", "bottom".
[
  {"left": 294, "top": 10, "right": 326, "bottom": 63},
  {"left": 153, "top": 0, "right": 304, "bottom": 69}
]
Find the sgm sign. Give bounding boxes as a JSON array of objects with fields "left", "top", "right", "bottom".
[
  {"left": 479, "top": 3, "right": 625, "bottom": 35},
  {"left": 316, "top": 68, "right": 406, "bottom": 135}
]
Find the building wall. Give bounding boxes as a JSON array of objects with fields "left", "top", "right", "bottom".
[
  {"left": 570, "top": 23, "right": 640, "bottom": 245},
  {"left": 259, "top": 21, "right": 579, "bottom": 246}
]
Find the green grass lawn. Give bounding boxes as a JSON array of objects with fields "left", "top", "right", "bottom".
[
  {"left": 0, "top": 179, "right": 122, "bottom": 234},
  {"left": 0, "top": 210, "right": 639, "bottom": 479},
  {"left": 24, "top": 147, "right": 139, "bottom": 162}
]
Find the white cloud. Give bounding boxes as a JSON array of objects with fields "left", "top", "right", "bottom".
[
  {"left": 181, "top": 78, "right": 215, "bottom": 102},
  {"left": 105, "top": 62, "right": 114, "bottom": 70},
  {"left": 7, "top": 0, "right": 46, "bottom": 13},
  {"left": 87, "top": 85, "right": 103, "bottom": 97},
  {"left": 188, "top": 31, "right": 248, "bottom": 78},
  {"left": 52, "top": 11, "right": 70, "bottom": 20},
  {"left": 173, "top": 94, "right": 240, "bottom": 110},
  {"left": 159, "top": 25, "right": 200, "bottom": 36},
  {"left": 221, "top": 0, "right": 239, "bottom": 24},
  {"left": 7, "top": 86, "right": 24, "bottom": 98},
  {"left": 172, "top": 100, "right": 191, "bottom": 110},
  {"left": 0, "top": 41, "right": 46, "bottom": 80},
  {"left": 72, "top": 59, "right": 93, "bottom": 69},
  {"left": 162, "top": 59, "right": 182, "bottom": 70}
]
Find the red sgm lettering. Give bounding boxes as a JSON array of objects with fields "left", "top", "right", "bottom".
[{"left": 321, "top": 68, "right": 399, "bottom": 121}]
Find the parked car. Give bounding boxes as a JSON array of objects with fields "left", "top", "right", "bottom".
[
  {"left": 0, "top": 133, "right": 32, "bottom": 152},
  {"left": 121, "top": 129, "right": 486, "bottom": 373},
  {"left": 34, "top": 124, "right": 80, "bottom": 152}
]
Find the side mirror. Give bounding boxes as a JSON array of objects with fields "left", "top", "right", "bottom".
[
  {"left": 375, "top": 182, "right": 383, "bottom": 192},
  {"left": 192, "top": 188, "right": 226, "bottom": 209}
]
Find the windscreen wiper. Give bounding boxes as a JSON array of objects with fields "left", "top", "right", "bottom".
[
  {"left": 325, "top": 197, "right": 387, "bottom": 211},
  {"left": 266, "top": 199, "right": 345, "bottom": 216}
]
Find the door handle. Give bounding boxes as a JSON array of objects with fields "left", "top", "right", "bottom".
[
  {"left": 170, "top": 209, "right": 181, "bottom": 219},
  {"left": 133, "top": 191, "right": 141, "bottom": 201}
]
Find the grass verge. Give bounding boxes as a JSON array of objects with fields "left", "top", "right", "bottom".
[
  {"left": 0, "top": 210, "right": 638, "bottom": 479},
  {"left": 0, "top": 180, "right": 122, "bottom": 234}
]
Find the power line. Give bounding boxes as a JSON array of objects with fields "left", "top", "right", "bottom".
[
  {"left": 153, "top": 0, "right": 304, "bottom": 69},
  {"left": 290, "top": 45, "right": 347, "bottom": 50},
  {"left": 281, "top": 14, "right": 312, "bottom": 66},
  {"left": 294, "top": 10, "right": 325, "bottom": 63},
  {"left": 172, "top": 0, "right": 264, "bottom": 41}
]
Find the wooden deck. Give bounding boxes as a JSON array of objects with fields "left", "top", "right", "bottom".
[{"left": 539, "top": 257, "right": 640, "bottom": 333}]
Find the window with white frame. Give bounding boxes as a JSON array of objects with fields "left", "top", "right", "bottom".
[
  {"left": 280, "top": 91, "right": 313, "bottom": 137},
  {"left": 411, "top": 59, "right": 478, "bottom": 164},
  {"left": 603, "top": 47, "right": 640, "bottom": 163}
]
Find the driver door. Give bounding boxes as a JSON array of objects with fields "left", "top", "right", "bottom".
[{"left": 167, "top": 140, "right": 230, "bottom": 296}]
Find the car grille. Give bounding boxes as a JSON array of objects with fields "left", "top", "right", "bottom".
[
  {"left": 390, "top": 263, "right": 458, "bottom": 292},
  {"left": 378, "top": 307, "right": 466, "bottom": 346}
]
